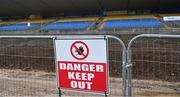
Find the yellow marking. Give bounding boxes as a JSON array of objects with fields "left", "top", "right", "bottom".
[
  {"left": 56, "top": 17, "right": 98, "bottom": 22},
  {"left": 163, "top": 23, "right": 171, "bottom": 29},
  {"left": 21, "top": 19, "right": 53, "bottom": 23},
  {"left": 103, "top": 15, "right": 155, "bottom": 21},
  {"left": 160, "top": 13, "right": 180, "bottom": 17},
  {"left": 0, "top": 21, "right": 21, "bottom": 25},
  {"left": 99, "top": 22, "right": 105, "bottom": 30}
]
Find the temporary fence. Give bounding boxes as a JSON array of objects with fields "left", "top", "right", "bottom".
[
  {"left": 0, "top": 35, "right": 126, "bottom": 97},
  {"left": 0, "top": 36, "right": 57, "bottom": 97},
  {"left": 127, "top": 34, "right": 180, "bottom": 97},
  {"left": 0, "top": 34, "right": 180, "bottom": 97}
]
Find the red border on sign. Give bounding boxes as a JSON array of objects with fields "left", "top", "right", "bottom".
[
  {"left": 70, "top": 41, "right": 89, "bottom": 60},
  {"left": 57, "top": 61, "right": 108, "bottom": 93}
]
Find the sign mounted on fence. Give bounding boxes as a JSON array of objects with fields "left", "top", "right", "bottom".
[{"left": 55, "top": 37, "right": 109, "bottom": 94}]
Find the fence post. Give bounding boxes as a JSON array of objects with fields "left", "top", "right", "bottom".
[
  {"left": 107, "top": 35, "right": 127, "bottom": 97},
  {"left": 126, "top": 49, "right": 132, "bottom": 97}
]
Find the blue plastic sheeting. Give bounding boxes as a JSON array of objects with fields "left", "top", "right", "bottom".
[
  {"left": 0, "top": 23, "right": 39, "bottom": 31},
  {"left": 104, "top": 18, "right": 164, "bottom": 29},
  {"left": 42, "top": 21, "right": 93, "bottom": 30}
]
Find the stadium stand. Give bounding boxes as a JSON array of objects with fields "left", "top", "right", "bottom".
[
  {"left": 41, "top": 17, "right": 97, "bottom": 30},
  {"left": 103, "top": 19, "right": 164, "bottom": 29},
  {"left": 4, "top": 15, "right": 180, "bottom": 31},
  {"left": 41, "top": 21, "right": 94, "bottom": 30},
  {"left": 0, "top": 17, "right": 98, "bottom": 31},
  {"left": 0, "top": 23, "right": 39, "bottom": 31},
  {"left": 100, "top": 15, "right": 164, "bottom": 29},
  {"left": 0, "top": 19, "right": 53, "bottom": 31}
]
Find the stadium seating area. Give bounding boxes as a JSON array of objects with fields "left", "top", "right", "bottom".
[
  {"left": 1, "top": 14, "right": 180, "bottom": 31},
  {"left": 103, "top": 18, "right": 164, "bottom": 29},
  {"left": 0, "top": 17, "right": 97, "bottom": 31},
  {"left": 0, "top": 23, "right": 39, "bottom": 31},
  {"left": 41, "top": 21, "right": 94, "bottom": 30}
]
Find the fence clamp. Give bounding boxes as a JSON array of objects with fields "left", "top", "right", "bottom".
[{"left": 126, "top": 63, "right": 132, "bottom": 68}]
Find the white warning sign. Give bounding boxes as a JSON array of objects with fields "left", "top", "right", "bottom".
[{"left": 55, "top": 38, "right": 109, "bottom": 94}]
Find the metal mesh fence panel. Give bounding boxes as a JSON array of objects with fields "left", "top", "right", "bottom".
[
  {"left": 108, "top": 37, "right": 123, "bottom": 97},
  {"left": 0, "top": 39, "right": 58, "bottom": 97},
  {"left": 130, "top": 37, "right": 180, "bottom": 97},
  {"left": 0, "top": 36, "right": 125, "bottom": 97}
]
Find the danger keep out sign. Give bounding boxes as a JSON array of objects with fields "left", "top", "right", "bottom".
[{"left": 55, "top": 37, "right": 109, "bottom": 94}]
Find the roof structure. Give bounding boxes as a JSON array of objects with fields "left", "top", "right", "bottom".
[{"left": 0, "top": 0, "right": 179, "bottom": 16}]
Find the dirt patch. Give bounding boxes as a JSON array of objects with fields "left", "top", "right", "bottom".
[
  {"left": 0, "top": 69, "right": 180, "bottom": 97},
  {"left": 136, "top": 92, "right": 180, "bottom": 97}
]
